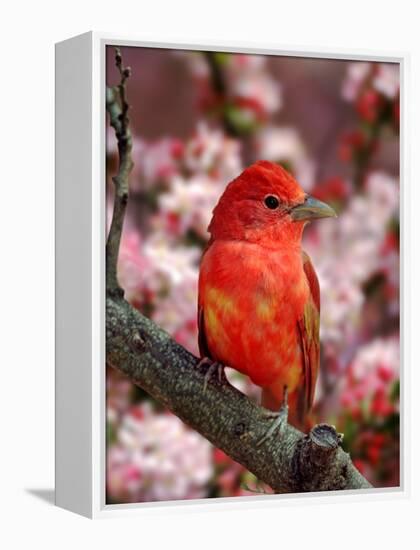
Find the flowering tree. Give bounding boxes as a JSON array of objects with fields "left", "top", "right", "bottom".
[{"left": 106, "top": 48, "right": 399, "bottom": 503}]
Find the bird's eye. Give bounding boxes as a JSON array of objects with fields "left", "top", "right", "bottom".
[{"left": 264, "top": 195, "right": 280, "bottom": 209}]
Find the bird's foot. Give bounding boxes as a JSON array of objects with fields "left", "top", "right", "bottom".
[
  {"left": 196, "top": 357, "right": 226, "bottom": 392},
  {"left": 257, "top": 386, "right": 289, "bottom": 447}
]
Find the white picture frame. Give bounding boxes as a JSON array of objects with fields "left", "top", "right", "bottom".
[{"left": 55, "top": 31, "right": 409, "bottom": 518}]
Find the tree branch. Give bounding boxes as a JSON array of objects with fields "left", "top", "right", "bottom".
[
  {"left": 106, "top": 48, "right": 133, "bottom": 294},
  {"left": 107, "top": 295, "right": 371, "bottom": 492},
  {"left": 203, "top": 51, "right": 241, "bottom": 138},
  {"left": 106, "top": 48, "right": 373, "bottom": 494}
]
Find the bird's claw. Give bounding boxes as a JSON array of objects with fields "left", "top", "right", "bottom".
[
  {"left": 257, "top": 386, "right": 289, "bottom": 447},
  {"left": 196, "top": 357, "right": 226, "bottom": 392}
]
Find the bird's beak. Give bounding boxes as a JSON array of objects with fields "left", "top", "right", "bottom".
[{"left": 290, "top": 195, "right": 337, "bottom": 222}]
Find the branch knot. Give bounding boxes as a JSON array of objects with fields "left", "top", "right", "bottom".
[{"left": 292, "top": 423, "right": 346, "bottom": 492}]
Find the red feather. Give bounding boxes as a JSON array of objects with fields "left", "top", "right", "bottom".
[{"left": 198, "top": 161, "right": 328, "bottom": 430}]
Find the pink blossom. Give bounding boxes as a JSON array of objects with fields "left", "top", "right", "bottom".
[
  {"left": 179, "top": 51, "right": 210, "bottom": 80},
  {"left": 107, "top": 403, "right": 213, "bottom": 503},
  {"left": 116, "top": 231, "right": 151, "bottom": 306},
  {"left": 107, "top": 131, "right": 163, "bottom": 192},
  {"left": 183, "top": 123, "right": 242, "bottom": 180},
  {"left": 338, "top": 337, "right": 399, "bottom": 415},
  {"left": 117, "top": 230, "right": 201, "bottom": 316},
  {"left": 373, "top": 64, "right": 400, "bottom": 99},
  {"left": 255, "top": 126, "right": 315, "bottom": 191},
  {"left": 106, "top": 369, "right": 133, "bottom": 420},
  {"left": 155, "top": 174, "right": 224, "bottom": 239},
  {"left": 185, "top": 51, "right": 282, "bottom": 120},
  {"left": 227, "top": 55, "right": 282, "bottom": 117},
  {"left": 142, "top": 234, "right": 200, "bottom": 288},
  {"left": 305, "top": 172, "right": 399, "bottom": 348},
  {"left": 152, "top": 273, "right": 199, "bottom": 355},
  {"left": 341, "top": 61, "right": 399, "bottom": 103},
  {"left": 342, "top": 62, "right": 371, "bottom": 101},
  {"left": 132, "top": 138, "right": 180, "bottom": 190}
]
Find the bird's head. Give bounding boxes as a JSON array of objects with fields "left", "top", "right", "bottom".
[{"left": 208, "top": 160, "right": 336, "bottom": 248}]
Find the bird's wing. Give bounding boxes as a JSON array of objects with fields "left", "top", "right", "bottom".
[
  {"left": 295, "top": 251, "right": 321, "bottom": 423},
  {"left": 197, "top": 304, "right": 213, "bottom": 359},
  {"left": 197, "top": 243, "right": 214, "bottom": 360}
]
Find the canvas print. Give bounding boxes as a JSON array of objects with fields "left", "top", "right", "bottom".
[{"left": 105, "top": 45, "right": 400, "bottom": 504}]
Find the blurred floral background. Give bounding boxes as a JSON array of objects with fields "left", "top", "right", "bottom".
[{"left": 106, "top": 47, "right": 400, "bottom": 504}]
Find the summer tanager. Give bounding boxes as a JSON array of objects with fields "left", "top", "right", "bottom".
[{"left": 197, "top": 161, "right": 336, "bottom": 434}]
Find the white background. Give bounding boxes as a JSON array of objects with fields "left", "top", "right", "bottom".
[{"left": 1, "top": 0, "right": 419, "bottom": 548}]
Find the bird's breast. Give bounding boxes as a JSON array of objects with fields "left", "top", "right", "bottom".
[{"left": 199, "top": 240, "right": 310, "bottom": 389}]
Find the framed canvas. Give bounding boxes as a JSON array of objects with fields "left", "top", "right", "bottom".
[{"left": 55, "top": 32, "right": 408, "bottom": 518}]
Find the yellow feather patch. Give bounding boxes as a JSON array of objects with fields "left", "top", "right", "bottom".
[
  {"left": 207, "top": 287, "right": 235, "bottom": 313},
  {"left": 206, "top": 307, "right": 219, "bottom": 333},
  {"left": 256, "top": 299, "right": 275, "bottom": 321}
]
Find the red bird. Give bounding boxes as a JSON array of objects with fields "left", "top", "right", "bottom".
[{"left": 198, "top": 161, "right": 336, "bottom": 436}]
